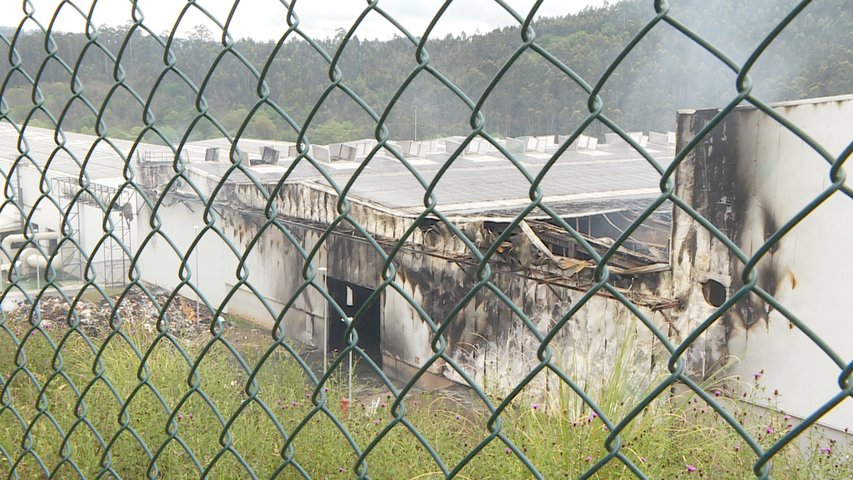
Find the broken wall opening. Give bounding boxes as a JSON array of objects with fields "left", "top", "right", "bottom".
[{"left": 326, "top": 277, "right": 382, "bottom": 369}]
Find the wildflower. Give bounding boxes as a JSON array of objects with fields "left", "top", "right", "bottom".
[
  {"left": 585, "top": 456, "right": 593, "bottom": 462},
  {"left": 820, "top": 446, "right": 831, "bottom": 455},
  {"left": 178, "top": 413, "right": 184, "bottom": 421},
  {"left": 765, "top": 426, "right": 774, "bottom": 434},
  {"left": 531, "top": 403, "right": 540, "bottom": 411},
  {"left": 455, "top": 415, "right": 461, "bottom": 421},
  {"left": 505, "top": 447, "right": 511, "bottom": 455},
  {"left": 686, "top": 464, "right": 697, "bottom": 473},
  {"left": 733, "top": 445, "right": 741, "bottom": 452},
  {"left": 188, "top": 413, "right": 194, "bottom": 420},
  {"left": 713, "top": 390, "right": 722, "bottom": 397},
  {"left": 338, "top": 467, "right": 345, "bottom": 473},
  {"left": 639, "top": 457, "right": 647, "bottom": 464},
  {"left": 783, "top": 415, "right": 790, "bottom": 421},
  {"left": 324, "top": 387, "right": 329, "bottom": 393}
]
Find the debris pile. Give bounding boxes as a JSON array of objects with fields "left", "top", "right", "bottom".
[{"left": 2, "top": 287, "right": 221, "bottom": 340}]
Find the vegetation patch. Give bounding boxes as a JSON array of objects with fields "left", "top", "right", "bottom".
[{"left": 1, "top": 295, "right": 848, "bottom": 478}]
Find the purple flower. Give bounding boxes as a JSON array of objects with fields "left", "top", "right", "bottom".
[
  {"left": 820, "top": 446, "right": 832, "bottom": 455},
  {"left": 177, "top": 413, "right": 184, "bottom": 421},
  {"left": 686, "top": 464, "right": 697, "bottom": 473},
  {"left": 455, "top": 415, "right": 461, "bottom": 421},
  {"left": 754, "top": 373, "right": 762, "bottom": 380},
  {"left": 338, "top": 466, "right": 345, "bottom": 473},
  {"left": 504, "top": 447, "right": 511, "bottom": 455},
  {"left": 765, "top": 426, "right": 774, "bottom": 434},
  {"left": 639, "top": 457, "right": 647, "bottom": 464},
  {"left": 734, "top": 445, "right": 741, "bottom": 452},
  {"left": 713, "top": 390, "right": 722, "bottom": 397},
  {"left": 783, "top": 415, "right": 790, "bottom": 421},
  {"left": 531, "top": 403, "right": 540, "bottom": 411},
  {"left": 188, "top": 413, "right": 194, "bottom": 420},
  {"left": 584, "top": 456, "right": 593, "bottom": 462}
]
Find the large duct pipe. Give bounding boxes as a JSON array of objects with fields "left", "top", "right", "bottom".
[
  {"left": 1, "top": 231, "right": 65, "bottom": 275},
  {"left": 1, "top": 231, "right": 63, "bottom": 256}
]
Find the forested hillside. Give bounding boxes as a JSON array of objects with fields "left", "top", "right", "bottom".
[{"left": 1, "top": 0, "right": 850, "bottom": 145}]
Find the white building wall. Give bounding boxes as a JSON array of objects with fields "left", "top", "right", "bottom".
[
  {"left": 676, "top": 94, "right": 853, "bottom": 432},
  {"left": 727, "top": 96, "right": 853, "bottom": 431}
]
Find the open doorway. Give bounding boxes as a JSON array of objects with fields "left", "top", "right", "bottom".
[{"left": 326, "top": 277, "right": 382, "bottom": 368}]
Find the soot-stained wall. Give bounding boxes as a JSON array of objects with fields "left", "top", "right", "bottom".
[{"left": 672, "top": 95, "right": 853, "bottom": 431}]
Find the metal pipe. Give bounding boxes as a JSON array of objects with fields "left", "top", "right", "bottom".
[
  {"left": 347, "top": 316, "right": 353, "bottom": 402},
  {"left": 319, "top": 266, "right": 328, "bottom": 375},
  {"left": 194, "top": 226, "right": 200, "bottom": 321},
  {"left": 1, "top": 231, "right": 62, "bottom": 264}
]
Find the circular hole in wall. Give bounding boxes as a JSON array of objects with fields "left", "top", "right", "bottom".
[{"left": 702, "top": 279, "right": 727, "bottom": 307}]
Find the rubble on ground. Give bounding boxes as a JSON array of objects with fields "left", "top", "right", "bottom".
[{"left": 1, "top": 285, "right": 222, "bottom": 340}]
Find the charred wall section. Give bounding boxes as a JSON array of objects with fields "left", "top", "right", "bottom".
[
  {"left": 672, "top": 96, "right": 853, "bottom": 431},
  {"left": 137, "top": 163, "right": 689, "bottom": 394}
]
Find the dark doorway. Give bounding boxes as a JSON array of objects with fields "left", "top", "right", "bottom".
[{"left": 326, "top": 277, "right": 382, "bottom": 368}]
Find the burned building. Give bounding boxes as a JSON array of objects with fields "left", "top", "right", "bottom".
[
  {"left": 3, "top": 94, "right": 848, "bottom": 437},
  {"left": 125, "top": 131, "right": 705, "bottom": 395}
]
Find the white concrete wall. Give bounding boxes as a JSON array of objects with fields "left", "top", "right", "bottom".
[
  {"left": 726, "top": 96, "right": 852, "bottom": 431},
  {"left": 134, "top": 199, "right": 328, "bottom": 344},
  {"left": 676, "top": 94, "right": 853, "bottom": 432}
]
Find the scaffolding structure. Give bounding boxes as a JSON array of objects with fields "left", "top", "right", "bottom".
[{"left": 51, "top": 177, "right": 135, "bottom": 287}]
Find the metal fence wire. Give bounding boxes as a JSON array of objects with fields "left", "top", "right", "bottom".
[{"left": 0, "top": 1, "right": 851, "bottom": 479}]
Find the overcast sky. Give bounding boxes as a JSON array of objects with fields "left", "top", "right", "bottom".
[{"left": 0, "top": 0, "right": 608, "bottom": 41}]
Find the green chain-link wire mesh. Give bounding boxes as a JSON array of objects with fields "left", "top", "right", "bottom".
[{"left": 0, "top": 0, "right": 850, "bottom": 478}]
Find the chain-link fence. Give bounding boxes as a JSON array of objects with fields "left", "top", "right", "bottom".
[{"left": 1, "top": 1, "right": 851, "bottom": 478}]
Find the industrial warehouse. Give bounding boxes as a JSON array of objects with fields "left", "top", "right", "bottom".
[{"left": 1, "top": 94, "right": 851, "bottom": 436}]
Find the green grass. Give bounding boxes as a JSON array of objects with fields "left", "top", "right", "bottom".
[{"left": 1, "top": 315, "right": 849, "bottom": 479}]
